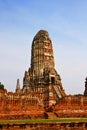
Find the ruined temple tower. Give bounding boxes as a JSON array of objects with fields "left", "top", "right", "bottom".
[
  {"left": 22, "top": 30, "right": 66, "bottom": 107},
  {"left": 15, "top": 79, "right": 21, "bottom": 93},
  {"left": 84, "top": 77, "right": 87, "bottom": 95}
]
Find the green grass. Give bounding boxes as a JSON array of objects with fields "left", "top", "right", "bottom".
[{"left": 0, "top": 118, "right": 87, "bottom": 124}]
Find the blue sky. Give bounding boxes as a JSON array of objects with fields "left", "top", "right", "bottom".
[{"left": 0, "top": 0, "right": 87, "bottom": 94}]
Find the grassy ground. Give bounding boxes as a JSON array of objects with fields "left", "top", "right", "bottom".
[{"left": 0, "top": 118, "right": 87, "bottom": 124}]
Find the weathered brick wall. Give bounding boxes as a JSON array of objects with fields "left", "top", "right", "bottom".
[
  {"left": 54, "top": 95, "right": 87, "bottom": 117},
  {"left": 0, "top": 90, "right": 87, "bottom": 119},
  {"left": 0, "top": 90, "right": 45, "bottom": 120},
  {"left": 0, "top": 122, "right": 87, "bottom": 130}
]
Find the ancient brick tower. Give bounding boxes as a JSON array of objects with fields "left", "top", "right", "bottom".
[
  {"left": 84, "top": 77, "right": 87, "bottom": 95},
  {"left": 22, "top": 30, "right": 65, "bottom": 107}
]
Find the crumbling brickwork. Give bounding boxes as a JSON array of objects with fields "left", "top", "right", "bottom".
[
  {"left": 0, "top": 89, "right": 45, "bottom": 120},
  {"left": 0, "top": 30, "right": 87, "bottom": 120},
  {"left": 22, "top": 30, "right": 66, "bottom": 107},
  {"left": 54, "top": 95, "right": 87, "bottom": 117}
]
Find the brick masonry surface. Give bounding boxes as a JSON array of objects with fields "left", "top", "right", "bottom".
[{"left": 0, "top": 122, "right": 87, "bottom": 130}]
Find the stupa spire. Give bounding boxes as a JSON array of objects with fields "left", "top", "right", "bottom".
[
  {"left": 15, "top": 79, "right": 21, "bottom": 93},
  {"left": 84, "top": 77, "right": 87, "bottom": 95},
  {"left": 22, "top": 30, "right": 66, "bottom": 106}
]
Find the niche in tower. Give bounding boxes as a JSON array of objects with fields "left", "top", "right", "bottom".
[{"left": 51, "top": 76, "right": 55, "bottom": 84}]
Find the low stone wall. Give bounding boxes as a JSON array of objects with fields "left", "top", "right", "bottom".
[{"left": 0, "top": 122, "right": 87, "bottom": 130}]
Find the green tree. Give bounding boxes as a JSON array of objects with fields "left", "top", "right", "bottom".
[{"left": 0, "top": 82, "right": 4, "bottom": 90}]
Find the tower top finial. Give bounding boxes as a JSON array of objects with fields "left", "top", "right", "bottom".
[
  {"left": 33, "top": 30, "right": 49, "bottom": 41},
  {"left": 37, "top": 29, "right": 48, "bottom": 34}
]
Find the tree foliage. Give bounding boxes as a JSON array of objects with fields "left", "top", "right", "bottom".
[{"left": 0, "top": 82, "right": 4, "bottom": 90}]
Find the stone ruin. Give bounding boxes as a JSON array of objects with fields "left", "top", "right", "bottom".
[
  {"left": 22, "top": 30, "right": 66, "bottom": 107},
  {"left": 0, "top": 30, "right": 87, "bottom": 119}
]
